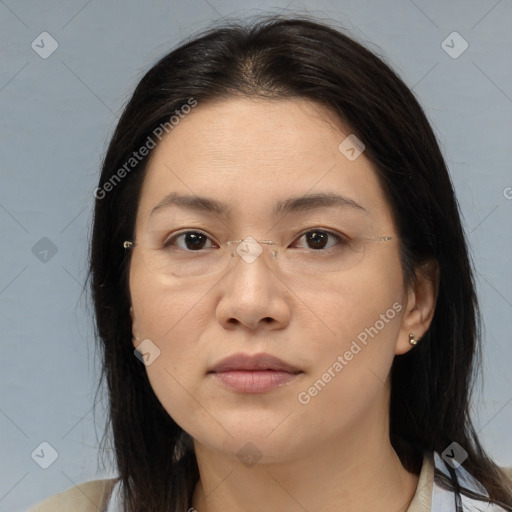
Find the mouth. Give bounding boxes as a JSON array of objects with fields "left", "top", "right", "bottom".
[{"left": 208, "top": 353, "right": 303, "bottom": 393}]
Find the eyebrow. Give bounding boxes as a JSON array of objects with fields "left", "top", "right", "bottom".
[{"left": 149, "top": 191, "right": 367, "bottom": 218}]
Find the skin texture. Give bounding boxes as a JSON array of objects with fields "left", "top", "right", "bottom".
[{"left": 129, "top": 97, "right": 437, "bottom": 512}]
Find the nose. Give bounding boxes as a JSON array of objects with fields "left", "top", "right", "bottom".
[{"left": 215, "top": 241, "right": 291, "bottom": 331}]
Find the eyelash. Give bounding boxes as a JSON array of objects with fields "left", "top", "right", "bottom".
[{"left": 161, "top": 228, "right": 349, "bottom": 251}]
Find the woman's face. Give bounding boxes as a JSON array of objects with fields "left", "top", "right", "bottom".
[{"left": 129, "top": 97, "right": 420, "bottom": 464}]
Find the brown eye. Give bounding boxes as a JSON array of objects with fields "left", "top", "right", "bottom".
[
  {"left": 163, "top": 231, "right": 214, "bottom": 251},
  {"left": 305, "top": 231, "right": 329, "bottom": 249},
  {"left": 293, "top": 229, "right": 345, "bottom": 250}
]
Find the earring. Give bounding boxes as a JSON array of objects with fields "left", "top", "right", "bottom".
[{"left": 409, "top": 333, "right": 418, "bottom": 346}]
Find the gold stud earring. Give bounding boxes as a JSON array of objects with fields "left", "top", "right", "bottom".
[{"left": 409, "top": 333, "right": 418, "bottom": 346}]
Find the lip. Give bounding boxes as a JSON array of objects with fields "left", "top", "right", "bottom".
[
  {"left": 208, "top": 353, "right": 303, "bottom": 393},
  {"left": 209, "top": 352, "right": 301, "bottom": 373}
]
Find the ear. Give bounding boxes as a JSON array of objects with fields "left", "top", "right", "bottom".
[
  {"left": 396, "top": 260, "right": 439, "bottom": 355},
  {"left": 130, "top": 306, "right": 140, "bottom": 348}
]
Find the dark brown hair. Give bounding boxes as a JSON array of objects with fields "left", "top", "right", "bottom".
[{"left": 89, "top": 15, "right": 512, "bottom": 511}]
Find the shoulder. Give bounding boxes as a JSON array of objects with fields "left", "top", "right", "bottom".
[
  {"left": 407, "top": 452, "right": 512, "bottom": 512},
  {"left": 501, "top": 466, "right": 512, "bottom": 479},
  {"left": 28, "top": 478, "right": 118, "bottom": 512}
]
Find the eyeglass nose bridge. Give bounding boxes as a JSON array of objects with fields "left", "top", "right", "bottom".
[{"left": 225, "top": 236, "right": 281, "bottom": 266}]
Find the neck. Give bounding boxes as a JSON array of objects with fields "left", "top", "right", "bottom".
[{"left": 191, "top": 414, "right": 420, "bottom": 512}]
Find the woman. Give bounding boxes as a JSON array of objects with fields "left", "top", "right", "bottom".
[{"left": 30, "top": 15, "right": 512, "bottom": 512}]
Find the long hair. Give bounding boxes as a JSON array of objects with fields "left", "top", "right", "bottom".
[{"left": 89, "top": 15, "right": 512, "bottom": 511}]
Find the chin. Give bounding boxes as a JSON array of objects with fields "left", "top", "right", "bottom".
[{"left": 190, "top": 421, "right": 304, "bottom": 465}]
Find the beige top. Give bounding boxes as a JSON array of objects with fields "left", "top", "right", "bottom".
[{"left": 27, "top": 453, "right": 511, "bottom": 512}]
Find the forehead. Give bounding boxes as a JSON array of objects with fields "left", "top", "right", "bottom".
[{"left": 136, "top": 97, "right": 393, "bottom": 227}]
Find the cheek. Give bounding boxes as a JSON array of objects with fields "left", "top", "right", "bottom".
[
  {"left": 129, "top": 250, "right": 212, "bottom": 341},
  {"left": 297, "top": 253, "right": 404, "bottom": 406},
  {"left": 129, "top": 259, "right": 215, "bottom": 428},
  {"left": 299, "top": 250, "right": 404, "bottom": 350}
]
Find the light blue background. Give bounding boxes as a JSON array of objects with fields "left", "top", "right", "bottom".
[{"left": 1, "top": 1, "right": 511, "bottom": 510}]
